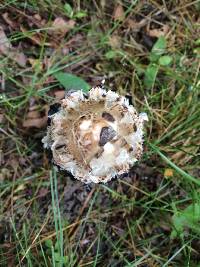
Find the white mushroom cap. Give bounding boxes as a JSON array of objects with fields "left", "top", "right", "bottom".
[{"left": 42, "top": 87, "right": 147, "bottom": 183}]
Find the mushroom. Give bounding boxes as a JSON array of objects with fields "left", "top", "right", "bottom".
[{"left": 42, "top": 87, "right": 148, "bottom": 183}]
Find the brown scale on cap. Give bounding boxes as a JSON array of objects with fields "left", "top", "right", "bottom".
[
  {"left": 99, "top": 126, "right": 117, "bottom": 146},
  {"left": 102, "top": 112, "right": 115, "bottom": 122}
]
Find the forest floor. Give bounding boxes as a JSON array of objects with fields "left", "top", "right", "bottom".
[{"left": 0, "top": 1, "right": 200, "bottom": 266}]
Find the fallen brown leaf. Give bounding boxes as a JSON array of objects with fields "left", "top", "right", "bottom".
[
  {"left": 126, "top": 18, "right": 147, "bottom": 31},
  {"left": 113, "top": 4, "right": 125, "bottom": 21},
  {"left": 23, "top": 100, "right": 48, "bottom": 128},
  {"left": 146, "top": 25, "right": 169, "bottom": 38},
  {"left": 23, "top": 117, "right": 47, "bottom": 128},
  {"left": 0, "top": 25, "right": 27, "bottom": 67},
  {"left": 12, "top": 51, "right": 27, "bottom": 67},
  {"left": 54, "top": 90, "right": 65, "bottom": 100},
  {"left": 2, "top": 13, "right": 17, "bottom": 29},
  {"left": 0, "top": 26, "right": 11, "bottom": 54},
  {"left": 33, "top": 14, "right": 46, "bottom": 26},
  {"left": 51, "top": 17, "right": 75, "bottom": 35}
]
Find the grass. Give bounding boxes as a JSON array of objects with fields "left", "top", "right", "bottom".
[{"left": 0, "top": 0, "right": 200, "bottom": 266}]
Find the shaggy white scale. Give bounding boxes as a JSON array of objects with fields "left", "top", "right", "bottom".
[{"left": 42, "top": 87, "right": 148, "bottom": 183}]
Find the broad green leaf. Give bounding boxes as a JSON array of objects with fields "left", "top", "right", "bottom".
[
  {"left": 150, "top": 36, "right": 167, "bottom": 62},
  {"left": 64, "top": 3, "right": 73, "bottom": 18},
  {"left": 159, "top": 55, "right": 172, "bottom": 66},
  {"left": 171, "top": 203, "right": 200, "bottom": 238},
  {"left": 54, "top": 72, "right": 90, "bottom": 92},
  {"left": 144, "top": 63, "right": 159, "bottom": 88}
]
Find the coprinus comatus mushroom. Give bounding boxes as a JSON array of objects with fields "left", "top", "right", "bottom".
[{"left": 42, "top": 87, "right": 148, "bottom": 183}]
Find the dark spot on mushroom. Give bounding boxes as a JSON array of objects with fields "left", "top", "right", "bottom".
[
  {"left": 48, "top": 103, "right": 61, "bottom": 116},
  {"left": 133, "top": 124, "right": 137, "bottom": 132},
  {"left": 102, "top": 112, "right": 115, "bottom": 122},
  {"left": 99, "top": 126, "right": 116, "bottom": 146},
  {"left": 129, "top": 147, "right": 133, "bottom": 152},
  {"left": 55, "top": 144, "right": 66, "bottom": 150}
]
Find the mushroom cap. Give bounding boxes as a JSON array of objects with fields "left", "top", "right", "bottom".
[{"left": 42, "top": 87, "right": 147, "bottom": 183}]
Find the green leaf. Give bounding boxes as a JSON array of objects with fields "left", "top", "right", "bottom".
[
  {"left": 105, "top": 50, "right": 118, "bottom": 59},
  {"left": 64, "top": 3, "right": 73, "bottom": 18},
  {"left": 194, "top": 47, "right": 200, "bottom": 55},
  {"left": 171, "top": 203, "right": 200, "bottom": 238},
  {"left": 144, "top": 63, "right": 159, "bottom": 88},
  {"left": 150, "top": 36, "right": 167, "bottom": 62},
  {"left": 45, "top": 239, "right": 53, "bottom": 248},
  {"left": 75, "top": 11, "right": 87, "bottom": 18},
  {"left": 195, "top": 38, "right": 200, "bottom": 45},
  {"left": 54, "top": 72, "right": 90, "bottom": 92},
  {"left": 152, "top": 36, "right": 166, "bottom": 55},
  {"left": 54, "top": 252, "right": 68, "bottom": 264},
  {"left": 159, "top": 55, "right": 172, "bottom": 66},
  {"left": 62, "top": 256, "right": 68, "bottom": 264},
  {"left": 54, "top": 252, "right": 61, "bottom": 262}
]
